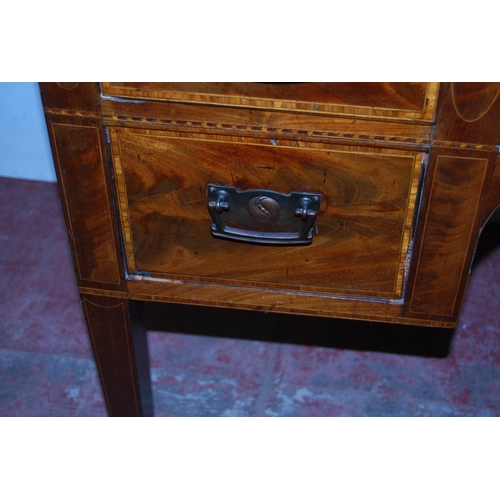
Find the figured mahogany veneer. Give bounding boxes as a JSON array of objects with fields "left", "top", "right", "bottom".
[
  {"left": 101, "top": 82, "right": 439, "bottom": 120},
  {"left": 110, "top": 128, "right": 422, "bottom": 299},
  {"left": 40, "top": 82, "right": 500, "bottom": 416}
]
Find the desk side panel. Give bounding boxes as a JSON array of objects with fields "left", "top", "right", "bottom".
[{"left": 40, "top": 83, "right": 125, "bottom": 290}]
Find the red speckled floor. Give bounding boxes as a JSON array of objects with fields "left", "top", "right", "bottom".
[{"left": 1, "top": 176, "right": 499, "bottom": 416}]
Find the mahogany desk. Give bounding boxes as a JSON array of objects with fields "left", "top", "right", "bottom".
[{"left": 40, "top": 83, "right": 500, "bottom": 416}]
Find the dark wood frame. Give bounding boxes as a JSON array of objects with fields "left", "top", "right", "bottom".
[{"left": 40, "top": 83, "right": 500, "bottom": 416}]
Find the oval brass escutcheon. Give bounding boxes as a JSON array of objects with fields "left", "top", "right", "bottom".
[{"left": 248, "top": 196, "right": 281, "bottom": 222}]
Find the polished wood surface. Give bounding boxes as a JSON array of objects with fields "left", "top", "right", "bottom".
[
  {"left": 51, "top": 122, "right": 121, "bottom": 284},
  {"left": 406, "top": 152, "right": 492, "bottom": 318},
  {"left": 110, "top": 127, "right": 421, "bottom": 298},
  {"left": 80, "top": 294, "right": 152, "bottom": 416},
  {"left": 40, "top": 82, "right": 500, "bottom": 415},
  {"left": 102, "top": 82, "right": 439, "bottom": 120},
  {"left": 100, "top": 97, "right": 434, "bottom": 150}
]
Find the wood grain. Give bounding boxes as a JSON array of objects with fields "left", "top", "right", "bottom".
[
  {"left": 40, "top": 83, "right": 126, "bottom": 292},
  {"left": 81, "top": 294, "right": 152, "bottom": 416},
  {"left": 101, "top": 103, "right": 433, "bottom": 155},
  {"left": 111, "top": 128, "right": 422, "bottom": 299},
  {"left": 39, "top": 82, "right": 101, "bottom": 116},
  {"left": 51, "top": 123, "right": 121, "bottom": 285},
  {"left": 482, "top": 154, "right": 500, "bottom": 227},
  {"left": 451, "top": 82, "right": 500, "bottom": 122},
  {"left": 406, "top": 152, "right": 492, "bottom": 318},
  {"left": 434, "top": 82, "right": 500, "bottom": 146},
  {"left": 102, "top": 82, "right": 439, "bottom": 121},
  {"left": 126, "top": 278, "right": 455, "bottom": 328},
  {"left": 38, "top": 82, "right": 500, "bottom": 418}
]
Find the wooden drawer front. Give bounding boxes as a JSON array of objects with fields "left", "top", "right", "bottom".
[
  {"left": 102, "top": 83, "right": 439, "bottom": 122},
  {"left": 110, "top": 128, "right": 423, "bottom": 300}
]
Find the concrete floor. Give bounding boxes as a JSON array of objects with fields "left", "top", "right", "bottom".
[{"left": 1, "top": 176, "right": 499, "bottom": 416}]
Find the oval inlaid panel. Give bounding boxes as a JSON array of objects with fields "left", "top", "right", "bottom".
[
  {"left": 56, "top": 82, "right": 79, "bottom": 90},
  {"left": 452, "top": 82, "right": 500, "bottom": 122}
]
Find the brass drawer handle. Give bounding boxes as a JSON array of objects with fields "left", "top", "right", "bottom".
[{"left": 207, "top": 184, "right": 321, "bottom": 245}]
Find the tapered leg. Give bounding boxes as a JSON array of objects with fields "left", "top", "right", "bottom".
[{"left": 81, "top": 293, "right": 153, "bottom": 416}]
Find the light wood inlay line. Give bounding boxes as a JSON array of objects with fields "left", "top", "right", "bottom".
[
  {"left": 451, "top": 82, "right": 500, "bottom": 123},
  {"left": 432, "top": 140, "right": 498, "bottom": 152},
  {"left": 101, "top": 82, "right": 440, "bottom": 121},
  {"left": 109, "top": 129, "right": 137, "bottom": 274},
  {"left": 79, "top": 287, "right": 129, "bottom": 298},
  {"left": 81, "top": 298, "right": 141, "bottom": 417},
  {"left": 44, "top": 108, "right": 100, "bottom": 118},
  {"left": 409, "top": 155, "right": 488, "bottom": 317},
  {"left": 103, "top": 115, "right": 433, "bottom": 147},
  {"left": 52, "top": 123, "right": 122, "bottom": 285}
]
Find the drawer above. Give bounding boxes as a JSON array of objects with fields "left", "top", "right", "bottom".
[
  {"left": 110, "top": 127, "right": 424, "bottom": 301},
  {"left": 101, "top": 82, "right": 439, "bottom": 122}
]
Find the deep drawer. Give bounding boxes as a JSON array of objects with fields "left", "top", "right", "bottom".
[{"left": 110, "top": 127, "right": 423, "bottom": 300}]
